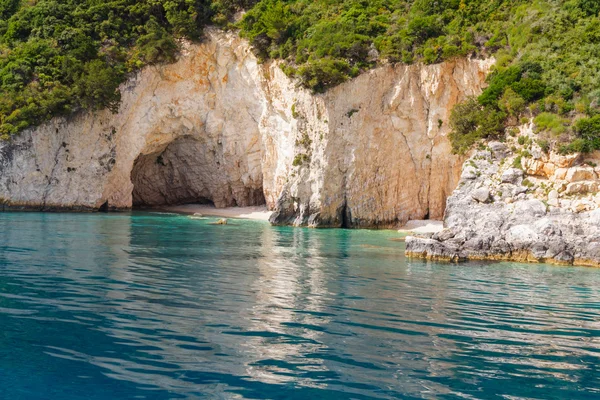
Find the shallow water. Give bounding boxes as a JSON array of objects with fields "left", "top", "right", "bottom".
[{"left": 1, "top": 212, "right": 599, "bottom": 399}]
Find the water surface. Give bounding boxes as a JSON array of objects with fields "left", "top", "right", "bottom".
[{"left": 1, "top": 212, "right": 599, "bottom": 399}]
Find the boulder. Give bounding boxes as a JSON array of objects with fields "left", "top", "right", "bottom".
[
  {"left": 549, "top": 152, "right": 581, "bottom": 168},
  {"left": 501, "top": 168, "right": 524, "bottom": 184},
  {"left": 566, "top": 181, "right": 599, "bottom": 195},
  {"left": 513, "top": 199, "right": 547, "bottom": 218},
  {"left": 489, "top": 141, "right": 508, "bottom": 158},
  {"left": 565, "top": 167, "right": 596, "bottom": 182},
  {"left": 505, "top": 225, "right": 539, "bottom": 248},
  {"left": 523, "top": 159, "right": 554, "bottom": 177},
  {"left": 461, "top": 167, "right": 478, "bottom": 180},
  {"left": 471, "top": 188, "right": 491, "bottom": 203},
  {"left": 553, "top": 168, "right": 568, "bottom": 180}
]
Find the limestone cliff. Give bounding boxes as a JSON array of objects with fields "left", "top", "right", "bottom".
[{"left": 0, "top": 29, "right": 491, "bottom": 228}]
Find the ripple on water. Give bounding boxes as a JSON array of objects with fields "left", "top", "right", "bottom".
[{"left": 0, "top": 212, "right": 599, "bottom": 399}]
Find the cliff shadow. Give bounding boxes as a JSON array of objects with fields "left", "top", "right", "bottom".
[{"left": 130, "top": 136, "right": 265, "bottom": 208}]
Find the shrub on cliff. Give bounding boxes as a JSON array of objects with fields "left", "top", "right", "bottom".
[
  {"left": 237, "top": 1, "right": 600, "bottom": 154},
  {"left": 0, "top": 0, "right": 255, "bottom": 139},
  {"left": 297, "top": 59, "right": 358, "bottom": 93},
  {"left": 567, "top": 115, "right": 600, "bottom": 152},
  {"left": 449, "top": 97, "right": 507, "bottom": 154}
]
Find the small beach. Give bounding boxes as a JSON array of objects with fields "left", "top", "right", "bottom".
[
  {"left": 398, "top": 219, "right": 444, "bottom": 234},
  {"left": 161, "top": 204, "right": 273, "bottom": 221}
]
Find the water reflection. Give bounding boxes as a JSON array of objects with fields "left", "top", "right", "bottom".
[
  {"left": 240, "top": 225, "right": 332, "bottom": 387},
  {"left": 0, "top": 212, "right": 600, "bottom": 399}
]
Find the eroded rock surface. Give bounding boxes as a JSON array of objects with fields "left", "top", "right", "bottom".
[
  {"left": 406, "top": 125, "right": 600, "bottom": 266},
  {"left": 0, "top": 29, "right": 491, "bottom": 228},
  {"left": 0, "top": 30, "right": 265, "bottom": 211},
  {"left": 265, "top": 59, "right": 492, "bottom": 227}
]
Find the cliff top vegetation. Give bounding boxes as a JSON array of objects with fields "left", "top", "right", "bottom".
[
  {"left": 1, "top": 0, "right": 600, "bottom": 154},
  {"left": 239, "top": 0, "right": 600, "bottom": 154},
  {"left": 0, "top": 0, "right": 255, "bottom": 139}
]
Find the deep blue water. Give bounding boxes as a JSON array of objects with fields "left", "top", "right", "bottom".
[{"left": 1, "top": 212, "right": 600, "bottom": 399}]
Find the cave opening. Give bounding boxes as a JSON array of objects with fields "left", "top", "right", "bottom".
[
  {"left": 339, "top": 199, "right": 352, "bottom": 229},
  {"left": 130, "top": 136, "right": 265, "bottom": 209}
]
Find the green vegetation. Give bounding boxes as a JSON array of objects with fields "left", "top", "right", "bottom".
[
  {"left": 537, "top": 139, "right": 550, "bottom": 153},
  {"left": 557, "top": 115, "right": 600, "bottom": 153},
  {"left": 3, "top": 0, "right": 600, "bottom": 152},
  {"left": 239, "top": 0, "right": 502, "bottom": 92},
  {"left": 435, "top": 1, "right": 600, "bottom": 153},
  {"left": 512, "top": 155, "right": 523, "bottom": 169},
  {"left": 0, "top": 0, "right": 255, "bottom": 138},
  {"left": 236, "top": 0, "right": 600, "bottom": 153},
  {"left": 346, "top": 108, "right": 359, "bottom": 118},
  {"left": 448, "top": 97, "right": 505, "bottom": 155},
  {"left": 522, "top": 178, "right": 534, "bottom": 188},
  {"left": 292, "top": 153, "right": 310, "bottom": 166},
  {"left": 533, "top": 113, "right": 568, "bottom": 135}
]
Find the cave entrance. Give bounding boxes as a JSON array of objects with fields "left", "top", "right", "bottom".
[{"left": 130, "top": 136, "right": 265, "bottom": 208}]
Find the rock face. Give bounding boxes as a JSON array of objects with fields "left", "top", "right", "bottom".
[
  {"left": 406, "top": 125, "right": 600, "bottom": 267},
  {"left": 264, "top": 59, "right": 492, "bottom": 227},
  {"left": 0, "top": 30, "right": 265, "bottom": 211},
  {"left": 0, "top": 29, "right": 492, "bottom": 228}
]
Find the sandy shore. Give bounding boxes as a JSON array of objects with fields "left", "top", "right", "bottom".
[
  {"left": 398, "top": 220, "right": 443, "bottom": 234},
  {"left": 160, "top": 204, "right": 273, "bottom": 221},
  {"left": 158, "top": 206, "right": 441, "bottom": 231}
]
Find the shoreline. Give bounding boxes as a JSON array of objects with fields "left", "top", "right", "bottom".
[
  {"left": 405, "top": 237, "right": 600, "bottom": 268},
  {"left": 157, "top": 204, "right": 273, "bottom": 221},
  {"left": 159, "top": 205, "right": 446, "bottom": 234},
  {"left": 397, "top": 220, "right": 444, "bottom": 234}
]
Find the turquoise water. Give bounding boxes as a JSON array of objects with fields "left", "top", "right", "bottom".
[{"left": 1, "top": 212, "right": 600, "bottom": 399}]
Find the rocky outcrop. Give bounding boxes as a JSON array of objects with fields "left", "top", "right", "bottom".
[
  {"left": 0, "top": 29, "right": 492, "bottom": 228},
  {"left": 406, "top": 124, "right": 600, "bottom": 267}
]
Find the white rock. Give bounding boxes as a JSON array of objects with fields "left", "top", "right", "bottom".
[
  {"left": 565, "top": 167, "right": 596, "bottom": 182},
  {"left": 572, "top": 201, "right": 588, "bottom": 213},
  {"left": 471, "top": 188, "right": 491, "bottom": 203},
  {"left": 461, "top": 167, "right": 478, "bottom": 180},
  {"left": 553, "top": 168, "right": 568, "bottom": 181},
  {"left": 566, "top": 181, "right": 599, "bottom": 195},
  {"left": 0, "top": 29, "right": 493, "bottom": 228},
  {"left": 514, "top": 199, "right": 547, "bottom": 217},
  {"left": 506, "top": 225, "right": 539, "bottom": 246},
  {"left": 501, "top": 168, "right": 524, "bottom": 184}
]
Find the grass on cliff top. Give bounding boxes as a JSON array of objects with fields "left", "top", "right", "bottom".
[{"left": 2, "top": 0, "right": 600, "bottom": 154}]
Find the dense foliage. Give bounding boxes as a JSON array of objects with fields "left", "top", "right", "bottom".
[
  {"left": 238, "top": 0, "right": 600, "bottom": 153},
  {"left": 239, "top": 0, "right": 500, "bottom": 92},
  {"left": 2, "top": 0, "right": 600, "bottom": 153},
  {"left": 0, "top": 0, "right": 255, "bottom": 138}
]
